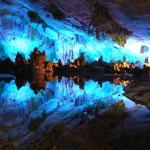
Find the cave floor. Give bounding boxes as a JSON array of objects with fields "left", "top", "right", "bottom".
[
  {"left": 1, "top": 76, "right": 150, "bottom": 150},
  {"left": 1, "top": 104, "right": 150, "bottom": 150}
]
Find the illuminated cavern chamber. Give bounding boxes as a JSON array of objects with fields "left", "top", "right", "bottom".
[{"left": 0, "top": 10, "right": 150, "bottom": 66}]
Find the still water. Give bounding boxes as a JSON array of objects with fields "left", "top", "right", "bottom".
[
  {"left": 0, "top": 76, "right": 133, "bottom": 126},
  {"left": 0, "top": 76, "right": 142, "bottom": 146}
]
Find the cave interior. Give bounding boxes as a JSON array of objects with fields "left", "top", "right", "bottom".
[{"left": 0, "top": 0, "right": 150, "bottom": 149}]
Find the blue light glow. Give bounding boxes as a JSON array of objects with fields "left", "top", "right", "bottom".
[
  {"left": 0, "top": 78, "right": 127, "bottom": 127},
  {"left": 0, "top": 12, "right": 149, "bottom": 64}
]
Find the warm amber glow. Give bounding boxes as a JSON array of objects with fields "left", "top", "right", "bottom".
[
  {"left": 114, "top": 62, "right": 120, "bottom": 71},
  {"left": 144, "top": 63, "right": 150, "bottom": 67},
  {"left": 69, "top": 76, "right": 78, "bottom": 80},
  {"left": 70, "top": 64, "right": 78, "bottom": 68},
  {"left": 114, "top": 77, "right": 130, "bottom": 87},
  {"left": 53, "top": 63, "right": 59, "bottom": 67},
  {"left": 114, "top": 60, "right": 129, "bottom": 72},
  {"left": 144, "top": 57, "right": 150, "bottom": 67},
  {"left": 123, "top": 61, "right": 129, "bottom": 68}
]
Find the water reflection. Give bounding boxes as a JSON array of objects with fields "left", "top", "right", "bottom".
[
  {"left": 13, "top": 73, "right": 132, "bottom": 94},
  {"left": 2, "top": 75, "right": 150, "bottom": 150},
  {"left": 0, "top": 75, "right": 132, "bottom": 128}
]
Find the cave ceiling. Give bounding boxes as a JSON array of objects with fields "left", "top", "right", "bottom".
[{"left": 0, "top": 0, "right": 150, "bottom": 63}]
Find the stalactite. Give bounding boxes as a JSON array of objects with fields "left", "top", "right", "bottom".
[
  {"left": 31, "top": 26, "right": 36, "bottom": 41},
  {"left": 45, "top": 37, "right": 50, "bottom": 47},
  {"left": 96, "top": 30, "right": 101, "bottom": 41},
  {"left": 75, "top": 34, "right": 78, "bottom": 43}
]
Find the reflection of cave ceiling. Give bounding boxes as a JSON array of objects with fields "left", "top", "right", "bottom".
[{"left": 0, "top": 0, "right": 150, "bottom": 63}]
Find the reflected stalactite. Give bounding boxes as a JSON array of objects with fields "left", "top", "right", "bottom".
[
  {"left": 1, "top": 47, "right": 150, "bottom": 95},
  {"left": 1, "top": 72, "right": 132, "bottom": 95},
  {"left": 113, "top": 77, "right": 130, "bottom": 87},
  {"left": 1, "top": 46, "right": 150, "bottom": 81},
  {"left": 0, "top": 74, "right": 131, "bottom": 127}
]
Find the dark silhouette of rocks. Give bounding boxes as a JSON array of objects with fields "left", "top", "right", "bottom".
[
  {"left": 1, "top": 47, "right": 150, "bottom": 94},
  {"left": 29, "top": 47, "right": 47, "bottom": 71},
  {"left": 15, "top": 52, "right": 28, "bottom": 66},
  {"left": 0, "top": 47, "right": 150, "bottom": 77}
]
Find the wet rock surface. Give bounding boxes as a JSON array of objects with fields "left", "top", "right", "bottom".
[
  {"left": 1, "top": 100, "right": 150, "bottom": 150},
  {"left": 2, "top": 78, "right": 150, "bottom": 149},
  {"left": 124, "top": 81, "right": 150, "bottom": 109}
]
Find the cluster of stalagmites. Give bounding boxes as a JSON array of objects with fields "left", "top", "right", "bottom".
[
  {"left": 1, "top": 47, "right": 141, "bottom": 94},
  {"left": 13, "top": 47, "right": 94, "bottom": 74},
  {"left": 12, "top": 47, "right": 106, "bottom": 77},
  {"left": 1, "top": 47, "right": 150, "bottom": 77},
  {"left": 15, "top": 47, "right": 53, "bottom": 73}
]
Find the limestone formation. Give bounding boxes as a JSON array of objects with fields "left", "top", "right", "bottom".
[
  {"left": 29, "top": 47, "right": 47, "bottom": 70},
  {"left": 123, "top": 81, "right": 150, "bottom": 110}
]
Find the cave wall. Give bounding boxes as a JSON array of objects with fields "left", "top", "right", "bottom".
[{"left": 0, "top": 0, "right": 149, "bottom": 65}]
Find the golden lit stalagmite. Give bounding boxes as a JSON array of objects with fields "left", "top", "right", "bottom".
[{"left": 144, "top": 57, "right": 150, "bottom": 67}]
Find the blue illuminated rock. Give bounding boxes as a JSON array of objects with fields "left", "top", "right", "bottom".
[
  {"left": 0, "top": 0, "right": 149, "bottom": 66},
  {"left": 140, "top": 45, "right": 149, "bottom": 54}
]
